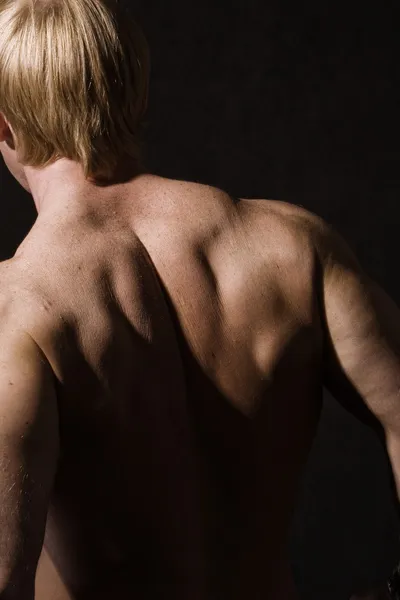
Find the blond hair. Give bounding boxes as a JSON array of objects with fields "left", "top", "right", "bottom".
[{"left": 0, "top": 0, "right": 150, "bottom": 181}]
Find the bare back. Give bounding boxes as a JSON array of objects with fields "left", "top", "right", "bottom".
[{"left": 4, "top": 176, "right": 325, "bottom": 599}]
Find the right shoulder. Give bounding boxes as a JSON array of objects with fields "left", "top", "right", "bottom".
[
  {"left": 235, "top": 198, "right": 323, "bottom": 267},
  {"left": 235, "top": 199, "right": 365, "bottom": 330},
  {"left": 271, "top": 201, "right": 365, "bottom": 281},
  {"left": 240, "top": 198, "right": 356, "bottom": 269}
]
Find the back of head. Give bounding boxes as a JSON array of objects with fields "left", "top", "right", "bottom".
[{"left": 0, "top": 0, "right": 150, "bottom": 181}]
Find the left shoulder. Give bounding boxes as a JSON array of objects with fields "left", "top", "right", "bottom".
[
  {"left": 0, "top": 258, "right": 23, "bottom": 326},
  {"left": 0, "top": 256, "right": 53, "bottom": 353},
  {"left": 0, "top": 257, "right": 56, "bottom": 407},
  {"left": 0, "top": 256, "right": 32, "bottom": 314}
]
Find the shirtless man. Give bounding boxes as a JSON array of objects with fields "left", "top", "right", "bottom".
[{"left": 0, "top": 1, "right": 399, "bottom": 599}]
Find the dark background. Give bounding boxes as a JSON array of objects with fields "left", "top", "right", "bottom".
[{"left": 1, "top": 1, "right": 399, "bottom": 598}]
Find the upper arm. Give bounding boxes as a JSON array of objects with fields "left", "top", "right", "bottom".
[
  {"left": 0, "top": 325, "right": 59, "bottom": 597},
  {"left": 316, "top": 222, "right": 400, "bottom": 431},
  {"left": 312, "top": 217, "right": 400, "bottom": 493}
]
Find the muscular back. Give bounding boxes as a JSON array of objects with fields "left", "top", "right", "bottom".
[{"left": 3, "top": 177, "right": 325, "bottom": 599}]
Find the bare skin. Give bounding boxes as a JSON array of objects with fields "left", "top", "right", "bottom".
[{"left": 1, "top": 126, "right": 400, "bottom": 599}]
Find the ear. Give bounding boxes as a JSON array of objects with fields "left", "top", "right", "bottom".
[
  {"left": 0, "top": 114, "right": 15, "bottom": 148},
  {"left": 0, "top": 113, "right": 8, "bottom": 141}
]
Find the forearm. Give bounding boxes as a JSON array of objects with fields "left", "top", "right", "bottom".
[
  {"left": 379, "top": 431, "right": 400, "bottom": 599},
  {"left": 0, "top": 592, "right": 34, "bottom": 600},
  {"left": 350, "top": 429, "right": 400, "bottom": 599},
  {"left": 0, "top": 576, "right": 35, "bottom": 600}
]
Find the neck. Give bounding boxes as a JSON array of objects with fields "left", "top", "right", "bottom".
[{"left": 25, "top": 158, "right": 146, "bottom": 215}]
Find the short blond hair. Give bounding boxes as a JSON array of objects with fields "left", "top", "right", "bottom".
[{"left": 0, "top": 0, "right": 150, "bottom": 181}]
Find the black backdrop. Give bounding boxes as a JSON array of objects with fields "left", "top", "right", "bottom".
[{"left": 0, "top": 1, "right": 399, "bottom": 598}]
